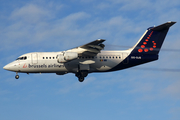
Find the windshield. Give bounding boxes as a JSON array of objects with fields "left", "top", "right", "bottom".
[{"left": 16, "top": 56, "right": 27, "bottom": 60}]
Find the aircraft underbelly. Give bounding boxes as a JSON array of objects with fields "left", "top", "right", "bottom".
[{"left": 91, "top": 59, "right": 121, "bottom": 72}]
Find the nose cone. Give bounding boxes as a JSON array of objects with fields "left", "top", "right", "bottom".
[
  {"left": 3, "top": 64, "right": 10, "bottom": 70},
  {"left": 3, "top": 61, "right": 19, "bottom": 72}
]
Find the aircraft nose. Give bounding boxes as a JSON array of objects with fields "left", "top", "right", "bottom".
[
  {"left": 3, "top": 64, "right": 10, "bottom": 70},
  {"left": 3, "top": 62, "right": 18, "bottom": 71}
]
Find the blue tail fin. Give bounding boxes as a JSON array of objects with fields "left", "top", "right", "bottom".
[{"left": 131, "top": 21, "right": 176, "bottom": 55}]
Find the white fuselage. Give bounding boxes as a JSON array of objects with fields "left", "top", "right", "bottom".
[{"left": 4, "top": 50, "right": 131, "bottom": 74}]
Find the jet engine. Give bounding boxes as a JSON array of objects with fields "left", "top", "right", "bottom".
[{"left": 57, "top": 52, "right": 78, "bottom": 63}]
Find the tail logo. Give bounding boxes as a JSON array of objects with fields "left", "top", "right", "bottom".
[{"left": 138, "top": 31, "right": 157, "bottom": 53}]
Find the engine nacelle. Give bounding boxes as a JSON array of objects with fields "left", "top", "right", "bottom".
[
  {"left": 57, "top": 52, "right": 78, "bottom": 63},
  {"left": 64, "top": 52, "right": 78, "bottom": 61}
]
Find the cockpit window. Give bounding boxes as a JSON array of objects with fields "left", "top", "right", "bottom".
[{"left": 16, "top": 56, "right": 27, "bottom": 60}]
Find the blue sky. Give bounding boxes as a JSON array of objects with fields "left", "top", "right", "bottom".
[{"left": 1, "top": 0, "right": 180, "bottom": 120}]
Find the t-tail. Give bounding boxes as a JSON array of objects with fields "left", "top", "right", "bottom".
[
  {"left": 131, "top": 21, "right": 176, "bottom": 55},
  {"left": 107, "top": 21, "right": 176, "bottom": 72},
  {"left": 126, "top": 21, "right": 176, "bottom": 66}
]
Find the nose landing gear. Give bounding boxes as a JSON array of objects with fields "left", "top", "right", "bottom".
[{"left": 15, "top": 72, "right": 19, "bottom": 79}]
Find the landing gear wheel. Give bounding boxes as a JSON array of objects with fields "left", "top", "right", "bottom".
[
  {"left": 15, "top": 75, "right": 19, "bottom": 79},
  {"left": 75, "top": 70, "right": 88, "bottom": 82},
  {"left": 78, "top": 77, "right": 84, "bottom": 82}
]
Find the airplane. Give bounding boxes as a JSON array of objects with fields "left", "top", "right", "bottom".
[{"left": 3, "top": 21, "right": 176, "bottom": 82}]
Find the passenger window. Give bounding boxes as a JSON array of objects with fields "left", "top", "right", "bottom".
[
  {"left": 49, "top": 57, "right": 51, "bottom": 59},
  {"left": 46, "top": 57, "right": 48, "bottom": 59},
  {"left": 43, "top": 57, "right": 44, "bottom": 59},
  {"left": 53, "top": 57, "right": 55, "bottom": 59}
]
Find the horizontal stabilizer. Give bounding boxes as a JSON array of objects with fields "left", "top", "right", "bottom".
[{"left": 150, "top": 21, "right": 176, "bottom": 31}]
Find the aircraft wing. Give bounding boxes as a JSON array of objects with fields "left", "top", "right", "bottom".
[{"left": 66, "top": 39, "right": 105, "bottom": 56}]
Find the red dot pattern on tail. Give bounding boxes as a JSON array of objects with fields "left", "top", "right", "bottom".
[{"left": 138, "top": 31, "right": 157, "bottom": 53}]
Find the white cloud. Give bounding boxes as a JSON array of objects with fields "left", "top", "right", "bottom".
[
  {"left": 162, "top": 80, "right": 180, "bottom": 99},
  {"left": 1, "top": 3, "right": 92, "bottom": 52},
  {"left": 96, "top": 2, "right": 111, "bottom": 10},
  {"left": 62, "top": 12, "right": 90, "bottom": 22},
  {"left": 10, "top": 4, "right": 52, "bottom": 23},
  {"left": 3, "top": 0, "right": 179, "bottom": 53},
  {"left": 118, "top": 0, "right": 152, "bottom": 11}
]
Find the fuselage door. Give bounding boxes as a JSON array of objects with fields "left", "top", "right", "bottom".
[{"left": 31, "top": 53, "right": 38, "bottom": 64}]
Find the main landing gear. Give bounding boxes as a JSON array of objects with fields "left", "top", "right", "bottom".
[
  {"left": 75, "top": 70, "right": 88, "bottom": 82},
  {"left": 15, "top": 72, "right": 19, "bottom": 79}
]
